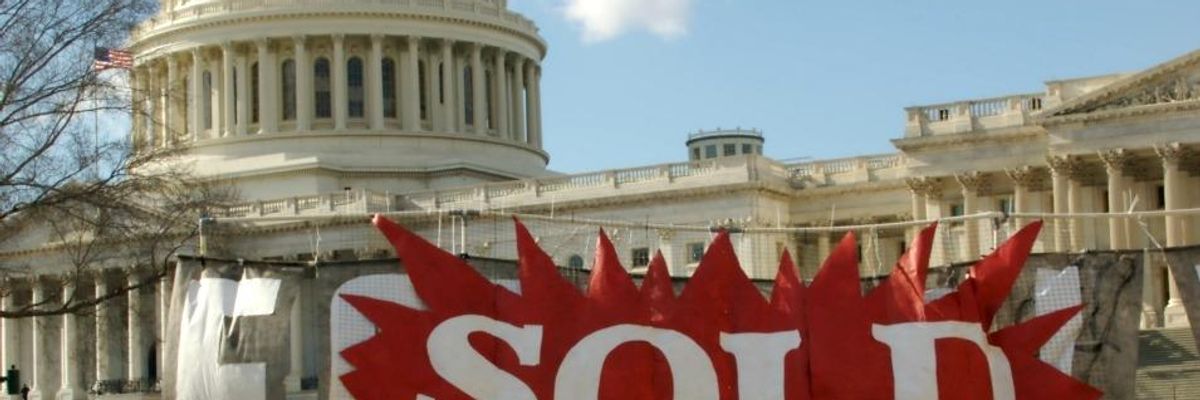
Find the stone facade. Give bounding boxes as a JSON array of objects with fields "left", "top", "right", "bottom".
[{"left": 0, "top": 0, "right": 1199, "bottom": 398}]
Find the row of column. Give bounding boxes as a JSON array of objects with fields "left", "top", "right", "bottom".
[
  {"left": 133, "top": 36, "right": 543, "bottom": 149},
  {"left": 906, "top": 143, "right": 1197, "bottom": 327},
  {"left": 0, "top": 272, "right": 169, "bottom": 398}
]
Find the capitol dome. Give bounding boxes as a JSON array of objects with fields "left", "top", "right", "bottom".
[{"left": 130, "top": 0, "right": 547, "bottom": 199}]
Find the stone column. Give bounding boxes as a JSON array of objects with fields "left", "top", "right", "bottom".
[
  {"left": 28, "top": 281, "right": 43, "bottom": 399},
  {"left": 904, "top": 178, "right": 928, "bottom": 243},
  {"left": 1005, "top": 167, "right": 1041, "bottom": 230},
  {"left": 923, "top": 181, "right": 946, "bottom": 265},
  {"left": 332, "top": 34, "right": 347, "bottom": 131},
  {"left": 470, "top": 44, "right": 486, "bottom": 135},
  {"left": 157, "top": 273, "right": 171, "bottom": 387},
  {"left": 511, "top": 57, "right": 527, "bottom": 143},
  {"left": 165, "top": 58, "right": 179, "bottom": 145},
  {"left": 440, "top": 40, "right": 456, "bottom": 133},
  {"left": 529, "top": 64, "right": 542, "bottom": 147},
  {"left": 57, "top": 281, "right": 83, "bottom": 400},
  {"left": 956, "top": 172, "right": 985, "bottom": 261},
  {"left": 131, "top": 67, "right": 146, "bottom": 150},
  {"left": 94, "top": 275, "right": 111, "bottom": 389},
  {"left": 1157, "top": 143, "right": 1190, "bottom": 327},
  {"left": 368, "top": 35, "right": 385, "bottom": 131},
  {"left": 127, "top": 273, "right": 145, "bottom": 388},
  {"left": 256, "top": 39, "right": 278, "bottom": 134},
  {"left": 294, "top": 36, "right": 313, "bottom": 131},
  {"left": 1047, "top": 155, "right": 1079, "bottom": 253},
  {"left": 221, "top": 42, "right": 236, "bottom": 137},
  {"left": 403, "top": 37, "right": 422, "bottom": 132},
  {"left": 816, "top": 232, "right": 831, "bottom": 267},
  {"left": 157, "top": 63, "right": 169, "bottom": 147},
  {"left": 1, "top": 289, "right": 18, "bottom": 393},
  {"left": 190, "top": 49, "right": 204, "bottom": 141},
  {"left": 493, "top": 51, "right": 510, "bottom": 139},
  {"left": 236, "top": 54, "right": 250, "bottom": 136},
  {"left": 1100, "top": 149, "right": 1132, "bottom": 250},
  {"left": 284, "top": 295, "right": 303, "bottom": 391}
]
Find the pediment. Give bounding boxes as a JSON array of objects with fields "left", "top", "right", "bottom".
[{"left": 1042, "top": 49, "right": 1200, "bottom": 123}]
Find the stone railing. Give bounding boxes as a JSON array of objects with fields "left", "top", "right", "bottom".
[
  {"left": 405, "top": 158, "right": 744, "bottom": 210},
  {"left": 786, "top": 153, "right": 904, "bottom": 188},
  {"left": 687, "top": 127, "right": 763, "bottom": 141},
  {"left": 133, "top": 0, "right": 538, "bottom": 39},
  {"left": 904, "top": 93, "right": 1045, "bottom": 137},
  {"left": 213, "top": 189, "right": 395, "bottom": 218},
  {"left": 212, "top": 157, "right": 783, "bottom": 218}
]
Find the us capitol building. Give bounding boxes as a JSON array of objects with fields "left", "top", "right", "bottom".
[{"left": 1, "top": 0, "right": 1200, "bottom": 398}]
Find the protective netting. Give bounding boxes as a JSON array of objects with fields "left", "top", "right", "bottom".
[
  {"left": 192, "top": 209, "right": 1200, "bottom": 399},
  {"left": 201, "top": 209, "right": 1199, "bottom": 283}
]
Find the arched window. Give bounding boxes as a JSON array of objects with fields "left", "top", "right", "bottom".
[
  {"left": 463, "top": 66, "right": 474, "bottom": 125},
  {"left": 347, "top": 57, "right": 364, "bottom": 118},
  {"left": 202, "top": 71, "right": 213, "bottom": 130},
  {"left": 438, "top": 62, "right": 446, "bottom": 104},
  {"left": 250, "top": 62, "right": 260, "bottom": 124},
  {"left": 314, "top": 57, "right": 332, "bottom": 119},
  {"left": 418, "top": 61, "right": 428, "bottom": 121},
  {"left": 182, "top": 76, "right": 190, "bottom": 136},
  {"left": 382, "top": 58, "right": 396, "bottom": 118},
  {"left": 485, "top": 69, "right": 494, "bottom": 129},
  {"left": 281, "top": 60, "right": 296, "bottom": 121},
  {"left": 231, "top": 70, "right": 238, "bottom": 124},
  {"left": 568, "top": 255, "right": 584, "bottom": 269}
]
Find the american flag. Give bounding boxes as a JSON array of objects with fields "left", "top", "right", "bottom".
[{"left": 92, "top": 47, "right": 133, "bottom": 71}]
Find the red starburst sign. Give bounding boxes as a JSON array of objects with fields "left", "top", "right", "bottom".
[{"left": 339, "top": 216, "right": 1102, "bottom": 399}]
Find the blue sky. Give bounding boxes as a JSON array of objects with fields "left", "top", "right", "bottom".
[{"left": 510, "top": 0, "right": 1200, "bottom": 173}]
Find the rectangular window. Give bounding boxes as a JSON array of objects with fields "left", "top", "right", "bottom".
[
  {"left": 742, "top": 144, "right": 753, "bottom": 154},
  {"left": 691, "top": 148, "right": 701, "bottom": 160},
  {"left": 950, "top": 203, "right": 964, "bottom": 217},
  {"left": 687, "top": 242, "right": 705, "bottom": 263},
  {"left": 705, "top": 145, "right": 717, "bottom": 159},
  {"left": 937, "top": 109, "right": 950, "bottom": 121},
  {"left": 1102, "top": 191, "right": 1110, "bottom": 213},
  {"left": 1156, "top": 185, "right": 1166, "bottom": 210},
  {"left": 997, "top": 198, "right": 1012, "bottom": 214},
  {"left": 724, "top": 144, "right": 737, "bottom": 156},
  {"left": 631, "top": 248, "right": 650, "bottom": 267}
]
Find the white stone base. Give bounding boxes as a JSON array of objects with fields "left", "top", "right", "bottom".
[
  {"left": 1141, "top": 309, "right": 1162, "bottom": 329},
  {"left": 1164, "top": 302, "right": 1191, "bottom": 328},
  {"left": 54, "top": 388, "right": 83, "bottom": 400}
]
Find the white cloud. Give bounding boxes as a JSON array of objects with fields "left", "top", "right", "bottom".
[{"left": 563, "top": 0, "right": 692, "bottom": 42}]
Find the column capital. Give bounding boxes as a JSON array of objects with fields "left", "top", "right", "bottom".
[
  {"left": 1046, "top": 155, "right": 1083, "bottom": 178},
  {"left": 370, "top": 34, "right": 385, "bottom": 43},
  {"left": 1004, "top": 166, "right": 1046, "bottom": 191},
  {"left": 255, "top": 37, "right": 270, "bottom": 49},
  {"left": 955, "top": 171, "right": 988, "bottom": 194},
  {"left": 332, "top": 33, "right": 345, "bottom": 42},
  {"left": 441, "top": 38, "right": 455, "bottom": 48},
  {"left": 407, "top": 35, "right": 422, "bottom": 46},
  {"left": 1098, "top": 148, "right": 1134, "bottom": 172},
  {"left": 1155, "top": 142, "right": 1189, "bottom": 164},
  {"left": 220, "top": 41, "right": 233, "bottom": 51},
  {"left": 291, "top": 34, "right": 307, "bottom": 45},
  {"left": 904, "top": 176, "right": 937, "bottom": 195},
  {"left": 165, "top": 55, "right": 178, "bottom": 69}
]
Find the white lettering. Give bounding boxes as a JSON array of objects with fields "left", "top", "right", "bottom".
[
  {"left": 872, "top": 322, "right": 1015, "bottom": 400},
  {"left": 720, "top": 331, "right": 801, "bottom": 400},
  {"left": 427, "top": 315, "right": 543, "bottom": 400}
]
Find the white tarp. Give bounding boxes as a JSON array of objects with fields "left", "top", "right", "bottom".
[
  {"left": 177, "top": 277, "right": 271, "bottom": 400},
  {"left": 1034, "top": 266, "right": 1083, "bottom": 374}
]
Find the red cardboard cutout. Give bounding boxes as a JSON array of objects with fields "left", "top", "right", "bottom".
[{"left": 339, "top": 216, "right": 1101, "bottom": 399}]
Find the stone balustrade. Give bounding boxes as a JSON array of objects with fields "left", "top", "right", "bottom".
[
  {"left": 904, "top": 93, "right": 1045, "bottom": 137},
  {"left": 212, "top": 156, "right": 793, "bottom": 218},
  {"left": 134, "top": 0, "right": 538, "bottom": 39},
  {"left": 787, "top": 153, "right": 904, "bottom": 184}
]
